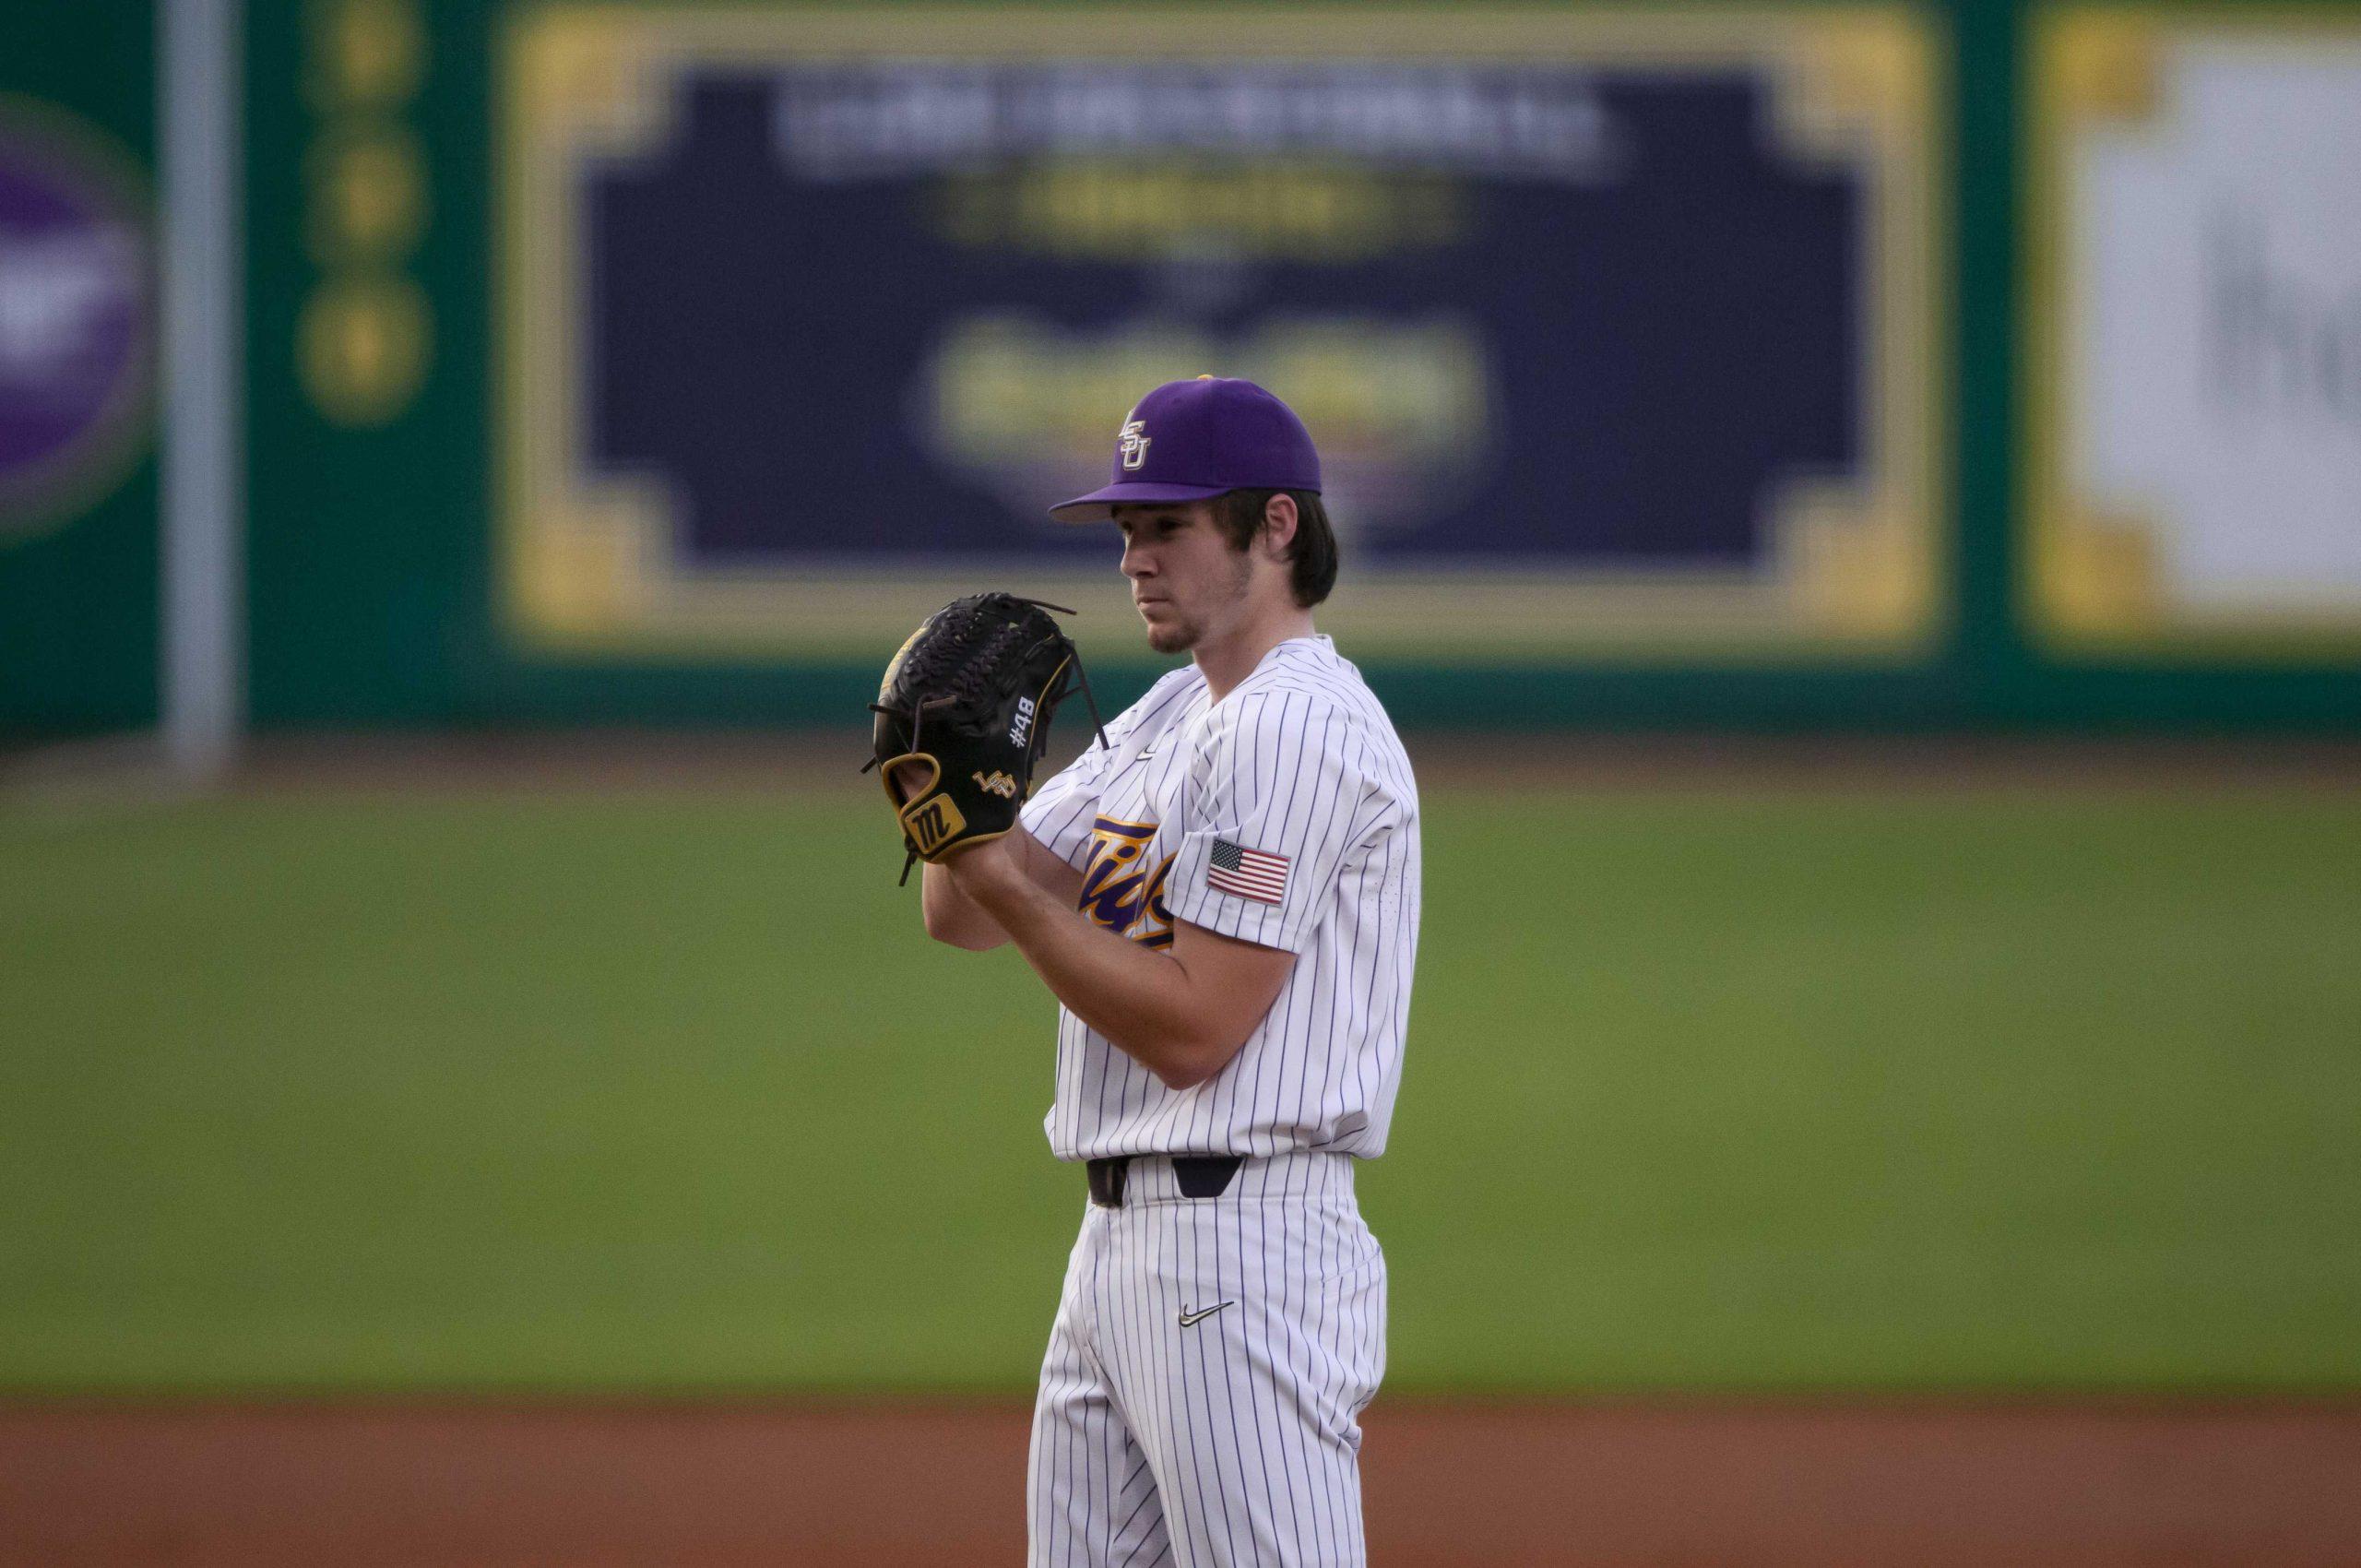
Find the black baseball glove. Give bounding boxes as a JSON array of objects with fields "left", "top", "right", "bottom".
[{"left": 863, "top": 593, "right": 1106, "bottom": 884}]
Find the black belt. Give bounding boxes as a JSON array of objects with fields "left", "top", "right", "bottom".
[{"left": 1086, "top": 1155, "right": 1244, "bottom": 1207}]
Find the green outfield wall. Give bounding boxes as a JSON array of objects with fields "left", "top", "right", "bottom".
[{"left": 3, "top": 0, "right": 2358, "bottom": 739}]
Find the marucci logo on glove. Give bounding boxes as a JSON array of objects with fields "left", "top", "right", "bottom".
[
  {"left": 1207, "top": 839, "right": 1289, "bottom": 905},
  {"left": 902, "top": 795, "right": 967, "bottom": 857}
]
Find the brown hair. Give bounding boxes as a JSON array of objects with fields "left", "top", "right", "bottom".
[{"left": 1217, "top": 489, "right": 1338, "bottom": 608}]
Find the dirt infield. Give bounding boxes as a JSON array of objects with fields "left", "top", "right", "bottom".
[{"left": 6, "top": 1399, "right": 2358, "bottom": 1566}]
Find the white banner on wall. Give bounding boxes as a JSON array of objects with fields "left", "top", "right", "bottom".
[{"left": 2031, "top": 12, "right": 2361, "bottom": 654}]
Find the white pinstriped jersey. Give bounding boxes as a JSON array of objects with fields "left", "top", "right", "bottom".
[{"left": 1020, "top": 634, "right": 1420, "bottom": 1162}]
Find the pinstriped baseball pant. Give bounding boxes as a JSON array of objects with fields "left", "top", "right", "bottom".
[{"left": 1027, "top": 1151, "right": 1387, "bottom": 1568}]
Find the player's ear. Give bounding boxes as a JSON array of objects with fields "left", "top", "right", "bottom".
[{"left": 1261, "top": 493, "right": 1299, "bottom": 561}]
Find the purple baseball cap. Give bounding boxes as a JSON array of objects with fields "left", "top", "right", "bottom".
[{"left": 1049, "top": 375, "right": 1322, "bottom": 522}]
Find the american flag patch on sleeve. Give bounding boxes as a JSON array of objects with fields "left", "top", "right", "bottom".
[{"left": 1207, "top": 838, "right": 1289, "bottom": 905}]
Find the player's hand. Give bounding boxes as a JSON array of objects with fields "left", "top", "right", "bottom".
[{"left": 882, "top": 758, "right": 933, "bottom": 806}]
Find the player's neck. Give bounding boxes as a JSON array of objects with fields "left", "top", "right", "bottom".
[{"left": 1192, "top": 602, "right": 1316, "bottom": 704}]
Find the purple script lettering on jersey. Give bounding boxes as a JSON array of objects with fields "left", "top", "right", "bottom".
[{"left": 1078, "top": 815, "right": 1174, "bottom": 948}]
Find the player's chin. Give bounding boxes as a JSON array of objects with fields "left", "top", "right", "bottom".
[{"left": 1138, "top": 608, "right": 1196, "bottom": 654}]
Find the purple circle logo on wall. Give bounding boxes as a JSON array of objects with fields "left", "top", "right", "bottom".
[{"left": 0, "top": 102, "right": 152, "bottom": 540}]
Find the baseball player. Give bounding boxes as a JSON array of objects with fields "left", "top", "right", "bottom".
[{"left": 915, "top": 377, "right": 1422, "bottom": 1566}]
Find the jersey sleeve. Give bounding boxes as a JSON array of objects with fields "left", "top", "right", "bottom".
[
  {"left": 1166, "top": 690, "right": 1395, "bottom": 954},
  {"left": 1019, "top": 739, "right": 1120, "bottom": 870}
]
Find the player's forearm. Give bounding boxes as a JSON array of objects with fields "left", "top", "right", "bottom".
[
  {"left": 919, "top": 860, "right": 1009, "bottom": 950},
  {"left": 956, "top": 861, "right": 1236, "bottom": 1089}
]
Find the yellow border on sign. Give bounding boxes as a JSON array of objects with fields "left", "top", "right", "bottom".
[
  {"left": 2023, "top": 6, "right": 2361, "bottom": 660},
  {"left": 498, "top": 6, "right": 1947, "bottom": 662}
]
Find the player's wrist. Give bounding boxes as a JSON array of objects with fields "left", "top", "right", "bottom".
[{"left": 941, "top": 834, "right": 1026, "bottom": 900}]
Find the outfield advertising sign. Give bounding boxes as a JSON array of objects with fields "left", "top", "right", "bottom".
[
  {"left": 499, "top": 8, "right": 1943, "bottom": 662},
  {"left": 0, "top": 0, "right": 160, "bottom": 739},
  {"left": 0, "top": 101, "right": 150, "bottom": 540},
  {"left": 2029, "top": 12, "right": 2361, "bottom": 657}
]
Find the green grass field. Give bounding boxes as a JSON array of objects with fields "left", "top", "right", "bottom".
[{"left": 5, "top": 783, "right": 2357, "bottom": 1393}]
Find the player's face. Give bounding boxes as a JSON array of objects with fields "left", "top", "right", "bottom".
[{"left": 1115, "top": 501, "right": 1255, "bottom": 655}]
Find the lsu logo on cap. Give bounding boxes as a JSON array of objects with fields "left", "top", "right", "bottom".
[{"left": 1117, "top": 416, "right": 1150, "bottom": 471}]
